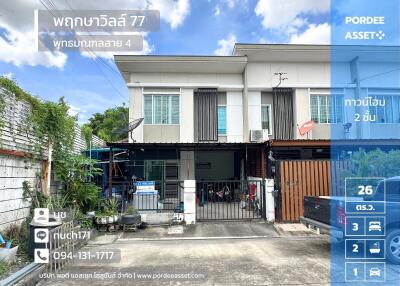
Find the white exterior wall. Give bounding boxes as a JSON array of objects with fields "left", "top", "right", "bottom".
[
  {"left": 293, "top": 88, "right": 311, "bottom": 139},
  {"left": 180, "top": 88, "right": 194, "bottom": 143},
  {"left": 246, "top": 62, "right": 330, "bottom": 89},
  {"left": 0, "top": 155, "right": 39, "bottom": 231},
  {"left": 248, "top": 91, "right": 262, "bottom": 132},
  {"left": 127, "top": 62, "right": 333, "bottom": 142},
  {"left": 124, "top": 46, "right": 400, "bottom": 142},
  {"left": 246, "top": 62, "right": 331, "bottom": 140},
  {"left": 129, "top": 87, "right": 143, "bottom": 143},
  {"left": 129, "top": 72, "right": 244, "bottom": 143},
  {"left": 129, "top": 72, "right": 242, "bottom": 88},
  {"left": 226, "top": 91, "right": 244, "bottom": 142}
]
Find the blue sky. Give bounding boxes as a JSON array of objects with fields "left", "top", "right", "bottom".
[{"left": 0, "top": 0, "right": 330, "bottom": 124}]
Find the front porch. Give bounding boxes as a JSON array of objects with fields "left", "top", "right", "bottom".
[{"left": 105, "top": 142, "right": 268, "bottom": 222}]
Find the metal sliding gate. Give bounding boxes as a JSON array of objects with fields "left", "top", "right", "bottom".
[{"left": 196, "top": 180, "right": 266, "bottom": 221}]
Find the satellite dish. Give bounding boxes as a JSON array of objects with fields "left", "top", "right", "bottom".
[
  {"left": 128, "top": 118, "right": 144, "bottom": 142},
  {"left": 298, "top": 120, "right": 315, "bottom": 137}
]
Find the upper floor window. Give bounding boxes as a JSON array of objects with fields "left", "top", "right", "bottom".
[
  {"left": 310, "top": 94, "right": 344, "bottom": 124},
  {"left": 261, "top": 104, "right": 272, "bottom": 134},
  {"left": 369, "top": 94, "right": 400, "bottom": 123},
  {"left": 218, "top": 105, "right": 226, "bottom": 135},
  {"left": 144, "top": 94, "right": 179, "bottom": 124}
]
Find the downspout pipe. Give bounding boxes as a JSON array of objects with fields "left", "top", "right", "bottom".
[{"left": 242, "top": 59, "right": 249, "bottom": 142}]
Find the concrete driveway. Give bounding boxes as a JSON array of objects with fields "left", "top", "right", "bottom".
[
  {"left": 36, "top": 222, "right": 332, "bottom": 286},
  {"left": 119, "top": 221, "right": 279, "bottom": 240}
]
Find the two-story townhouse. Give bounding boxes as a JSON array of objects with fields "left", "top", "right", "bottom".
[{"left": 111, "top": 44, "right": 400, "bottom": 216}]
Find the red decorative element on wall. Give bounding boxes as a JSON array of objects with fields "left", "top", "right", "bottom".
[{"left": 298, "top": 120, "right": 315, "bottom": 136}]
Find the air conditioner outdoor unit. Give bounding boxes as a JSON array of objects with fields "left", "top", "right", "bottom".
[{"left": 250, "top": 129, "right": 269, "bottom": 142}]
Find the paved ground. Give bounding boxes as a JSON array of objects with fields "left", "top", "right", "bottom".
[
  {"left": 119, "top": 221, "right": 277, "bottom": 240},
  {"left": 36, "top": 222, "right": 332, "bottom": 286},
  {"left": 37, "top": 237, "right": 330, "bottom": 285},
  {"left": 34, "top": 222, "right": 400, "bottom": 286}
]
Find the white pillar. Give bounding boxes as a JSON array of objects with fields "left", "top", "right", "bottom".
[
  {"left": 183, "top": 180, "right": 196, "bottom": 224},
  {"left": 265, "top": 179, "right": 275, "bottom": 222}
]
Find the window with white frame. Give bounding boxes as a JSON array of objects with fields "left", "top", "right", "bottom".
[
  {"left": 369, "top": 94, "right": 400, "bottom": 123},
  {"left": 261, "top": 104, "right": 272, "bottom": 134},
  {"left": 144, "top": 94, "right": 179, "bottom": 124},
  {"left": 310, "top": 94, "right": 344, "bottom": 124}
]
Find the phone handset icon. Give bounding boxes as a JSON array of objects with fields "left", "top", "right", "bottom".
[
  {"left": 34, "top": 249, "right": 49, "bottom": 263},
  {"left": 37, "top": 250, "right": 46, "bottom": 260}
]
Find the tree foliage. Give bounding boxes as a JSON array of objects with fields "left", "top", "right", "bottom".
[
  {"left": 81, "top": 124, "right": 93, "bottom": 149},
  {"left": 343, "top": 149, "right": 400, "bottom": 196},
  {"left": 55, "top": 154, "right": 102, "bottom": 212},
  {"left": 348, "top": 149, "right": 400, "bottom": 178},
  {"left": 83, "top": 105, "right": 128, "bottom": 142}
]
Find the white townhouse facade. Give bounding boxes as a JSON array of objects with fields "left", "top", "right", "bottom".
[
  {"left": 115, "top": 44, "right": 400, "bottom": 145},
  {"left": 112, "top": 44, "right": 400, "bottom": 183}
]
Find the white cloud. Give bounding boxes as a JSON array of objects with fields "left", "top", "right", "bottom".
[
  {"left": 65, "top": 89, "right": 117, "bottom": 124},
  {"left": 148, "top": 0, "right": 190, "bottom": 29},
  {"left": 0, "top": 0, "right": 190, "bottom": 68},
  {"left": 289, "top": 23, "right": 330, "bottom": 44},
  {"left": 0, "top": 23, "right": 67, "bottom": 69},
  {"left": 222, "top": 0, "right": 248, "bottom": 9},
  {"left": 214, "top": 5, "right": 221, "bottom": 16},
  {"left": 225, "top": 0, "right": 236, "bottom": 8},
  {"left": 214, "top": 33, "right": 236, "bottom": 56},
  {"left": 259, "top": 38, "right": 267, "bottom": 44},
  {"left": 255, "top": 0, "right": 329, "bottom": 33},
  {"left": 68, "top": 104, "right": 86, "bottom": 117}
]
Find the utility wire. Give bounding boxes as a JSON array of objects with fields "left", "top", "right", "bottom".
[
  {"left": 63, "top": 0, "right": 122, "bottom": 76},
  {"left": 38, "top": 0, "right": 127, "bottom": 102},
  {"left": 358, "top": 67, "right": 400, "bottom": 82}
]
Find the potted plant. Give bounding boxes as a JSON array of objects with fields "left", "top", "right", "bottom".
[
  {"left": 121, "top": 206, "right": 141, "bottom": 225},
  {"left": 106, "top": 198, "right": 119, "bottom": 223},
  {"left": 95, "top": 198, "right": 119, "bottom": 225},
  {"left": 95, "top": 212, "right": 109, "bottom": 225}
]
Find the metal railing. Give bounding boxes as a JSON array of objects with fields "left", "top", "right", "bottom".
[
  {"left": 196, "top": 180, "right": 265, "bottom": 220},
  {"left": 46, "top": 221, "right": 91, "bottom": 272}
]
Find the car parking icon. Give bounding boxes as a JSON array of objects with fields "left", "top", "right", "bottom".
[{"left": 369, "top": 267, "right": 381, "bottom": 277}]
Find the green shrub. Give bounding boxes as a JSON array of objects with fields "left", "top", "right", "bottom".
[{"left": 0, "top": 261, "right": 10, "bottom": 277}]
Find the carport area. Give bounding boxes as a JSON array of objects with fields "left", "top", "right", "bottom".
[{"left": 105, "top": 142, "right": 267, "bottom": 222}]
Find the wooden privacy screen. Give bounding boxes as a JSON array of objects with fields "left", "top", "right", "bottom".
[{"left": 278, "top": 160, "right": 350, "bottom": 222}]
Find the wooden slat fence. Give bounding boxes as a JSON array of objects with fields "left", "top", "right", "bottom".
[{"left": 277, "top": 160, "right": 351, "bottom": 222}]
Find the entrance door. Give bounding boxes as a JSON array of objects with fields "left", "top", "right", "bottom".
[
  {"left": 144, "top": 160, "right": 165, "bottom": 198},
  {"left": 144, "top": 160, "right": 179, "bottom": 201}
]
